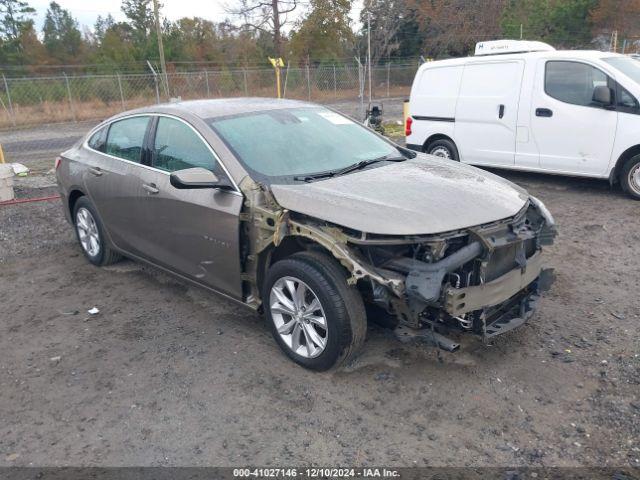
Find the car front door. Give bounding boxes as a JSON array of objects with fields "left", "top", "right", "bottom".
[
  {"left": 128, "top": 115, "right": 244, "bottom": 299},
  {"left": 454, "top": 60, "right": 524, "bottom": 166},
  {"left": 530, "top": 59, "right": 617, "bottom": 175},
  {"left": 83, "top": 116, "right": 151, "bottom": 252}
]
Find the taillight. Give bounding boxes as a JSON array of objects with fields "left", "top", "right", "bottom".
[
  {"left": 55, "top": 157, "right": 62, "bottom": 169},
  {"left": 405, "top": 116, "right": 413, "bottom": 136}
]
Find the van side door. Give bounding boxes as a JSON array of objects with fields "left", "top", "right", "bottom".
[
  {"left": 530, "top": 59, "right": 617, "bottom": 176},
  {"left": 454, "top": 60, "right": 524, "bottom": 166}
]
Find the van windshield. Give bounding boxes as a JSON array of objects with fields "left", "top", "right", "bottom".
[
  {"left": 208, "top": 107, "right": 399, "bottom": 184},
  {"left": 603, "top": 57, "right": 640, "bottom": 85}
]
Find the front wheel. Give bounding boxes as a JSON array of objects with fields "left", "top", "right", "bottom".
[
  {"left": 426, "top": 138, "right": 459, "bottom": 161},
  {"left": 263, "top": 251, "right": 367, "bottom": 371},
  {"left": 620, "top": 155, "right": 640, "bottom": 200}
]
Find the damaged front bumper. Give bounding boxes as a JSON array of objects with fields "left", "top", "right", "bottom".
[
  {"left": 360, "top": 200, "right": 557, "bottom": 349},
  {"left": 442, "top": 250, "right": 555, "bottom": 340},
  {"left": 443, "top": 250, "right": 546, "bottom": 317}
]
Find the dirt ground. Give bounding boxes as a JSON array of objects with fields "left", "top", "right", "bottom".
[{"left": 0, "top": 111, "right": 639, "bottom": 468}]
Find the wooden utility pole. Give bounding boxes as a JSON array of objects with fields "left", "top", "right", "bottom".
[
  {"left": 367, "top": 12, "right": 372, "bottom": 104},
  {"left": 153, "top": 0, "right": 168, "bottom": 97},
  {"left": 272, "top": 0, "right": 282, "bottom": 58}
]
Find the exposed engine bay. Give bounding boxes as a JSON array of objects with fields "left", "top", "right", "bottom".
[{"left": 239, "top": 178, "right": 557, "bottom": 352}]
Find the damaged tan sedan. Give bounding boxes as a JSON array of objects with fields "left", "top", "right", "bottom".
[{"left": 56, "top": 98, "right": 556, "bottom": 370}]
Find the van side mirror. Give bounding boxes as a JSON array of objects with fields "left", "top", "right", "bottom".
[
  {"left": 592, "top": 85, "right": 613, "bottom": 106},
  {"left": 170, "top": 167, "right": 233, "bottom": 190}
]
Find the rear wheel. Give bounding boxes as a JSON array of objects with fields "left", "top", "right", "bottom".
[
  {"left": 263, "top": 251, "right": 367, "bottom": 371},
  {"left": 426, "top": 138, "right": 459, "bottom": 161},
  {"left": 73, "top": 197, "right": 121, "bottom": 266},
  {"left": 620, "top": 155, "right": 640, "bottom": 200}
]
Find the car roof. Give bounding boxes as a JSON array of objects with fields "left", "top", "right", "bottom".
[{"left": 126, "top": 97, "right": 316, "bottom": 120}]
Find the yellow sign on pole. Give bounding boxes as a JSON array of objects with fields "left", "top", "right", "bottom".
[{"left": 268, "top": 57, "right": 285, "bottom": 98}]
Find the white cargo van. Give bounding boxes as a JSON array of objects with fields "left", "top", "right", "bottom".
[{"left": 406, "top": 40, "right": 640, "bottom": 199}]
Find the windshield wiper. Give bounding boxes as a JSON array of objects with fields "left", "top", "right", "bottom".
[
  {"left": 293, "top": 153, "right": 407, "bottom": 183},
  {"left": 332, "top": 153, "right": 407, "bottom": 177},
  {"left": 293, "top": 171, "right": 336, "bottom": 182}
]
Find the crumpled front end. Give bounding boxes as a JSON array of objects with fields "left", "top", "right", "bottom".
[
  {"left": 239, "top": 177, "right": 556, "bottom": 351},
  {"left": 344, "top": 197, "right": 557, "bottom": 348}
]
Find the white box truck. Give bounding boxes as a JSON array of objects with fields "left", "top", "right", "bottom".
[{"left": 405, "top": 40, "right": 640, "bottom": 199}]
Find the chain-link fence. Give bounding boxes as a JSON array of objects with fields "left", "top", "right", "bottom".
[{"left": 0, "top": 63, "right": 419, "bottom": 130}]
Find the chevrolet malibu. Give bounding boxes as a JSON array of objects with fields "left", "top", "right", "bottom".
[{"left": 56, "top": 98, "right": 556, "bottom": 371}]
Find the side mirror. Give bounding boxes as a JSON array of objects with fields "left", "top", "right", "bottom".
[
  {"left": 170, "top": 167, "right": 233, "bottom": 190},
  {"left": 592, "top": 85, "right": 613, "bottom": 106}
]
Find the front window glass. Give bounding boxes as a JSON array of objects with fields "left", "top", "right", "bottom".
[
  {"left": 208, "top": 107, "right": 397, "bottom": 183},
  {"left": 603, "top": 57, "right": 640, "bottom": 85},
  {"left": 153, "top": 117, "right": 217, "bottom": 172},
  {"left": 105, "top": 116, "right": 150, "bottom": 163},
  {"left": 545, "top": 61, "right": 608, "bottom": 106}
]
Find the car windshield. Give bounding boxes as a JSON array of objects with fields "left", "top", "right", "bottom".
[
  {"left": 208, "top": 107, "right": 399, "bottom": 183},
  {"left": 603, "top": 57, "right": 640, "bottom": 85}
]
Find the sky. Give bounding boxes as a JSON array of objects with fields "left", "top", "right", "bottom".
[{"left": 29, "top": 0, "right": 364, "bottom": 33}]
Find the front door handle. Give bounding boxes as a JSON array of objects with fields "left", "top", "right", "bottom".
[
  {"left": 142, "top": 183, "right": 159, "bottom": 194},
  {"left": 88, "top": 167, "right": 103, "bottom": 177},
  {"left": 498, "top": 104, "right": 505, "bottom": 119},
  {"left": 536, "top": 108, "right": 553, "bottom": 117}
]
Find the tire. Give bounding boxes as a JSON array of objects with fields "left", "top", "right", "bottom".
[
  {"left": 73, "top": 196, "right": 121, "bottom": 266},
  {"left": 620, "top": 155, "right": 640, "bottom": 200},
  {"left": 426, "top": 138, "right": 459, "bottom": 161},
  {"left": 263, "top": 251, "right": 367, "bottom": 371}
]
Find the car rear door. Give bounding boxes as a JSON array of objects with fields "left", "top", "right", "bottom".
[
  {"left": 83, "top": 116, "right": 151, "bottom": 252},
  {"left": 128, "top": 115, "right": 244, "bottom": 299},
  {"left": 454, "top": 60, "right": 525, "bottom": 166}
]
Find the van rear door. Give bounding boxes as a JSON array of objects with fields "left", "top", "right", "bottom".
[
  {"left": 407, "top": 65, "right": 463, "bottom": 150},
  {"left": 455, "top": 60, "right": 524, "bottom": 166}
]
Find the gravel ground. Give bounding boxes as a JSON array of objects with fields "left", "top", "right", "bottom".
[{"left": 0, "top": 163, "right": 638, "bottom": 468}]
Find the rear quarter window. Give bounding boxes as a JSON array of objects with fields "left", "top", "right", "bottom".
[{"left": 87, "top": 126, "right": 107, "bottom": 152}]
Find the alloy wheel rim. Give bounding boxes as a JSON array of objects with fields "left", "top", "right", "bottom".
[
  {"left": 269, "top": 276, "right": 328, "bottom": 359},
  {"left": 430, "top": 146, "right": 451, "bottom": 158},
  {"left": 630, "top": 164, "right": 640, "bottom": 195},
  {"left": 76, "top": 207, "right": 100, "bottom": 257}
]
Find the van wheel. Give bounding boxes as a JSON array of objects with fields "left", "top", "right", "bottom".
[
  {"left": 426, "top": 139, "right": 459, "bottom": 161},
  {"left": 620, "top": 155, "right": 640, "bottom": 200},
  {"left": 263, "top": 251, "right": 367, "bottom": 371}
]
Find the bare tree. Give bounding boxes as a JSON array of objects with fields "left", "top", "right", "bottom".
[
  {"left": 409, "top": 0, "right": 506, "bottom": 57},
  {"left": 360, "top": 0, "right": 405, "bottom": 64},
  {"left": 228, "top": 0, "right": 298, "bottom": 57}
]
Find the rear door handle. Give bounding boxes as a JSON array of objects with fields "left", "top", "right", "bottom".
[
  {"left": 498, "top": 104, "right": 505, "bottom": 119},
  {"left": 142, "top": 183, "right": 159, "bottom": 194},
  {"left": 536, "top": 108, "right": 553, "bottom": 117},
  {"left": 89, "top": 167, "right": 103, "bottom": 177}
]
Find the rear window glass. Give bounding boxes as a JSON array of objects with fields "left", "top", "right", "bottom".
[{"left": 105, "top": 116, "right": 150, "bottom": 163}]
